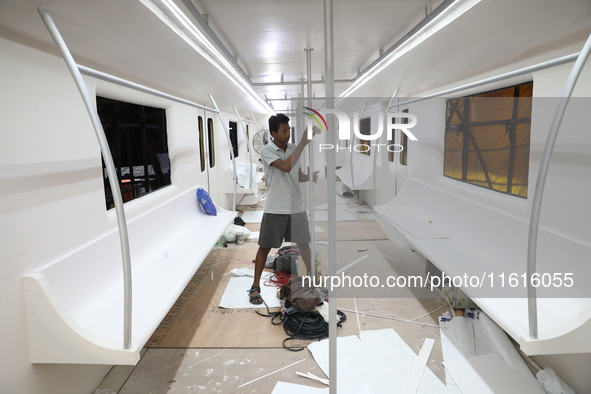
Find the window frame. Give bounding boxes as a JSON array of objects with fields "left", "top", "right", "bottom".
[
  {"left": 96, "top": 96, "right": 171, "bottom": 210},
  {"left": 443, "top": 82, "right": 532, "bottom": 197}
]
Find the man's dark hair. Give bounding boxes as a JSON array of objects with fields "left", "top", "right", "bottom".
[{"left": 268, "top": 113, "right": 290, "bottom": 134}]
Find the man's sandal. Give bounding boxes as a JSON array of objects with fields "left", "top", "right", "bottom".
[{"left": 247, "top": 286, "right": 263, "bottom": 305}]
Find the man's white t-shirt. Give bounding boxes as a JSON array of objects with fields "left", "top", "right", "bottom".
[{"left": 259, "top": 141, "right": 305, "bottom": 214}]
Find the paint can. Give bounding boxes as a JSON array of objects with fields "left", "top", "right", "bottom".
[{"left": 236, "top": 232, "right": 244, "bottom": 245}]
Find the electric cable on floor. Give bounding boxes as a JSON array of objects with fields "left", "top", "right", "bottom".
[{"left": 257, "top": 300, "right": 346, "bottom": 351}]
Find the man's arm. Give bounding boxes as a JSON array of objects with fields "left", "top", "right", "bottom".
[{"left": 270, "top": 130, "right": 315, "bottom": 173}]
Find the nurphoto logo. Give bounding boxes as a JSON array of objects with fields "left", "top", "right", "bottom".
[{"left": 302, "top": 107, "right": 418, "bottom": 153}]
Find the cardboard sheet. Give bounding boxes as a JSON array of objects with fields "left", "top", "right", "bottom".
[
  {"left": 219, "top": 269, "right": 281, "bottom": 309},
  {"left": 146, "top": 250, "right": 292, "bottom": 348}
]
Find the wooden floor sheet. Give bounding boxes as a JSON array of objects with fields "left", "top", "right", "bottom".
[{"left": 146, "top": 246, "right": 315, "bottom": 348}]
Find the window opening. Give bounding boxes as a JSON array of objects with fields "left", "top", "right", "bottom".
[
  {"left": 358, "top": 117, "right": 371, "bottom": 156},
  {"left": 208, "top": 118, "right": 215, "bottom": 168},
  {"left": 198, "top": 116, "right": 205, "bottom": 172},
  {"left": 444, "top": 82, "right": 532, "bottom": 197},
  {"left": 229, "top": 121, "right": 239, "bottom": 159},
  {"left": 400, "top": 109, "right": 409, "bottom": 165},
  {"left": 96, "top": 96, "right": 171, "bottom": 210}
]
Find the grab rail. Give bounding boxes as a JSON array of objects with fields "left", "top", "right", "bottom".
[
  {"left": 526, "top": 33, "right": 591, "bottom": 339},
  {"left": 233, "top": 106, "right": 254, "bottom": 193},
  {"left": 209, "top": 94, "right": 237, "bottom": 210},
  {"left": 38, "top": 7, "right": 133, "bottom": 349},
  {"left": 384, "top": 43, "right": 589, "bottom": 341}
]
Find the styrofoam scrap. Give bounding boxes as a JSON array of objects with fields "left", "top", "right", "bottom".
[
  {"left": 272, "top": 382, "right": 375, "bottom": 394},
  {"left": 308, "top": 331, "right": 450, "bottom": 394},
  {"left": 238, "top": 358, "right": 306, "bottom": 388},
  {"left": 229, "top": 267, "right": 255, "bottom": 277},
  {"left": 401, "top": 337, "right": 435, "bottom": 393},
  {"left": 272, "top": 381, "right": 325, "bottom": 393},
  {"left": 439, "top": 314, "right": 544, "bottom": 393},
  {"left": 296, "top": 371, "right": 329, "bottom": 385},
  {"left": 442, "top": 353, "right": 543, "bottom": 394},
  {"left": 442, "top": 357, "right": 492, "bottom": 393}
]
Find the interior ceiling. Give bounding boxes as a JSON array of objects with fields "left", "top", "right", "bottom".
[{"left": 1, "top": 0, "right": 591, "bottom": 117}]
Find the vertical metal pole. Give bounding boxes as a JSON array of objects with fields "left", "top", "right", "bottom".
[
  {"left": 232, "top": 106, "right": 254, "bottom": 193},
  {"left": 526, "top": 32, "right": 591, "bottom": 340},
  {"left": 351, "top": 101, "right": 369, "bottom": 188},
  {"left": 299, "top": 82, "right": 308, "bottom": 212},
  {"left": 38, "top": 7, "right": 133, "bottom": 349},
  {"left": 373, "top": 90, "right": 399, "bottom": 204},
  {"left": 305, "top": 48, "right": 316, "bottom": 277},
  {"left": 324, "top": 1, "right": 337, "bottom": 392},
  {"left": 209, "top": 94, "right": 237, "bottom": 211}
]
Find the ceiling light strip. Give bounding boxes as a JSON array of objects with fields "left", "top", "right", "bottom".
[
  {"left": 180, "top": 0, "right": 251, "bottom": 83},
  {"left": 339, "top": 0, "right": 481, "bottom": 98},
  {"left": 140, "top": 0, "right": 272, "bottom": 113}
]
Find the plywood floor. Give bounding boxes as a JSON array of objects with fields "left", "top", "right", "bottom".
[{"left": 100, "top": 205, "right": 454, "bottom": 393}]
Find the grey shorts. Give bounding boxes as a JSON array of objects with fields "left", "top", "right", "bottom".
[{"left": 258, "top": 212, "right": 311, "bottom": 248}]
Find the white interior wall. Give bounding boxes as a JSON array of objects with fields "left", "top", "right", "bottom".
[
  {"left": 0, "top": 36, "right": 240, "bottom": 393},
  {"left": 0, "top": 36, "right": 113, "bottom": 394},
  {"left": 370, "top": 50, "right": 591, "bottom": 391}
]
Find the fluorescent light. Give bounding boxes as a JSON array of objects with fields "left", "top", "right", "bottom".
[
  {"left": 339, "top": 0, "right": 481, "bottom": 98},
  {"left": 140, "top": 0, "right": 273, "bottom": 113}
]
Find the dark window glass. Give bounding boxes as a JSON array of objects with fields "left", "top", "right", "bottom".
[
  {"left": 399, "top": 109, "right": 409, "bottom": 166},
  {"left": 208, "top": 118, "right": 215, "bottom": 168},
  {"left": 198, "top": 116, "right": 205, "bottom": 172},
  {"left": 358, "top": 117, "right": 371, "bottom": 156},
  {"left": 96, "top": 96, "right": 171, "bottom": 210},
  {"left": 229, "top": 121, "right": 239, "bottom": 159}
]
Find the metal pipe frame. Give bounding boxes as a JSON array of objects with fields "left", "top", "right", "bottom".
[
  {"left": 305, "top": 48, "right": 316, "bottom": 278},
  {"left": 209, "top": 94, "right": 238, "bottom": 211},
  {"left": 526, "top": 33, "right": 591, "bottom": 339},
  {"left": 253, "top": 79, "right": 351, "bottom": 87},
  {"left": 299, "top": 84, "right": 307, "bottom": 214},
  {"left": 349, "top": 101, "right": 369, "bottom": 188},
  {"left": 232, "top": 106, "right": 254, "bottom": 193},
  {"left": 387, "top": 52, "right": 580, "bottom": 109},
  {"left": 78, "top": 65, "right": 218, "bottom": 112},
  {"left": 267, "top": 97, "right": 330, "bottom": 101},
  {"left": 38, "top": 7, "right": 133, "bottom": 349},
  {"left": 324, "top": 1, "right": 337, "bottom": 392},
  {"left": 372, "top": 90, "right": 399, "bottom": 205}
]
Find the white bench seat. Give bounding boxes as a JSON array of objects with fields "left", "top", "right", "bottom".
[
  {"left": 375, "top": 178, "right": 591, "bottom": 355},
  {"left": 23, "top": 187, "right": 235, "bottom": 365}
]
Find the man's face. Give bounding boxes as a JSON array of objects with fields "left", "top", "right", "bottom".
[{"left": 273, "top": 123, "right": 291, "bottom": 144}]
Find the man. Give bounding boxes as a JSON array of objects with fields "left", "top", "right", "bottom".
[{"left": 248, "top": 113, "right": 318, "bottom": 304}]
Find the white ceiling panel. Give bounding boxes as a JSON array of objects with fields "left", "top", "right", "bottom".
[{"left": 1, "top": 0, "right": 590, "bottom": 115}]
